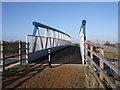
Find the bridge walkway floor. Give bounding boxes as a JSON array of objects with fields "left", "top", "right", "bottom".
[{"left": 32, "top": 45, "right": 82, "bottom": 65}]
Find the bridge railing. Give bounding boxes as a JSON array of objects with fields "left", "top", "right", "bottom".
[
  {"left": 26, "top": 22, "right": 71, "bottom": 62},
  {"left": 27, "top": 34, "right": 71, "bottom": 52},
  {"left": 85, "top": 40, "right": 119, "bottom": 88}
]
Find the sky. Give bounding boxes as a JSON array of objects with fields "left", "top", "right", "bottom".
[{"left": 2, "top": 2, "right": 118, "bottom": 43}]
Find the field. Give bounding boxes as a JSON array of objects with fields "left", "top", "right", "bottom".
[
  {"left": 1, "top": 41, "right": 26, "bottom": 65},
  {"left": 93, "top": 45, "right": 118, "bottom": 60}
]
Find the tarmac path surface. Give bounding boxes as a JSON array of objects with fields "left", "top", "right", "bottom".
[{"left": 33, "top": 46, "right": 82, "bottom": 64}]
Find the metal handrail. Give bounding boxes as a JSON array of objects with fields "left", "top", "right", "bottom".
[{"left": 33, "top": 21, "right": 71, "bottom": 38}]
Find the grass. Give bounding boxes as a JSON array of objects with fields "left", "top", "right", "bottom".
[
  {"left": 2, "top": 41, "right": 26, "bottom": 63},
  {"left": 95, "top": 48, "right": 118, "bottom": 60},
  {"left": 66, "top": 70, "right": 85, "bottom": 88},
  {"left": 104, "top": 50, "right": 118, "bottom": 60}
]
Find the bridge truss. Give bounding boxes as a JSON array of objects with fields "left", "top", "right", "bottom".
[{"left": 26, "top": 22, "right": 72, "bottom": 63}]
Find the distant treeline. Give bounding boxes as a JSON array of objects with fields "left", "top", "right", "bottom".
[
  {"left": 2, "top": 40, "right": 26, "bottom": 43},
  {"left": 104, "top": 42, "right": 119, "bottom": 48}
]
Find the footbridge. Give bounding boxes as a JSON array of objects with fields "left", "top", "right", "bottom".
[
  {"left": 26, "top": 20, "right": 119, "bottom": 88},
  {"left": 26, "top": 21, "right": 72, "bottom": 63},
  {"left": 1, "top": 20, "right": 119, "bottom": 89}
]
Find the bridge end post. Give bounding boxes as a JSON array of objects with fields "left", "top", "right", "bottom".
[
  {"left": 48, "top": 48, "right": 52, "bottom": 68},
  {"left": 80, "top": 20, "right": 86, "bottom": 65}
]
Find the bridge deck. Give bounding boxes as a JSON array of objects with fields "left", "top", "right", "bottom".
[{"left": 32, "top": 46, "right": 82, "bottom": 64}]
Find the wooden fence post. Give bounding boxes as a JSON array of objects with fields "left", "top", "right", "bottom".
[
  {"left": 100, "top": 41, "right": 104, "bottom": 81},
  {"left": 90, "top": 40, "right": 93, "bottom": 67},
  {"left": 19, "top": 41, "right": 22, "bottom": 65},
  {"left": 85, "top": 42, "right": 88, "bottom": 65},
  {"left": 1, "top": 41, "right": 5, "bottom": 72}
]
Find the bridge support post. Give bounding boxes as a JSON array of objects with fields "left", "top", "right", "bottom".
[
  {"left": 48, "top": 48, "right": 52, "bottom": 68},
  {"left": 90, "top": 40, "right": 93, "bottom": 67},
  {"left": 100, "top": 41, "right": 104, "bottom": 81}
]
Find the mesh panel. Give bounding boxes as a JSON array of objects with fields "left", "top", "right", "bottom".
[{"left": 27, "top": 35, "right": 71, "bottom": 53}]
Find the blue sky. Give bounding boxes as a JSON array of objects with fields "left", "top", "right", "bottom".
[{"left": 2, "top": 2, "right": 118, "bottom": 43}]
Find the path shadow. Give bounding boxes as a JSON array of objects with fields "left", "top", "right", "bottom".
[{"left": 2, "top": 64, "right": 48, "bottom": 89}]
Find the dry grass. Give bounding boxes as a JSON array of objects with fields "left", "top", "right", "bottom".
[
  {"left": 104, "top": 50, "right": 118, "bottom": 60},
  {"left": 95, "top": 48, "right": 118, "bottom": 60}
]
